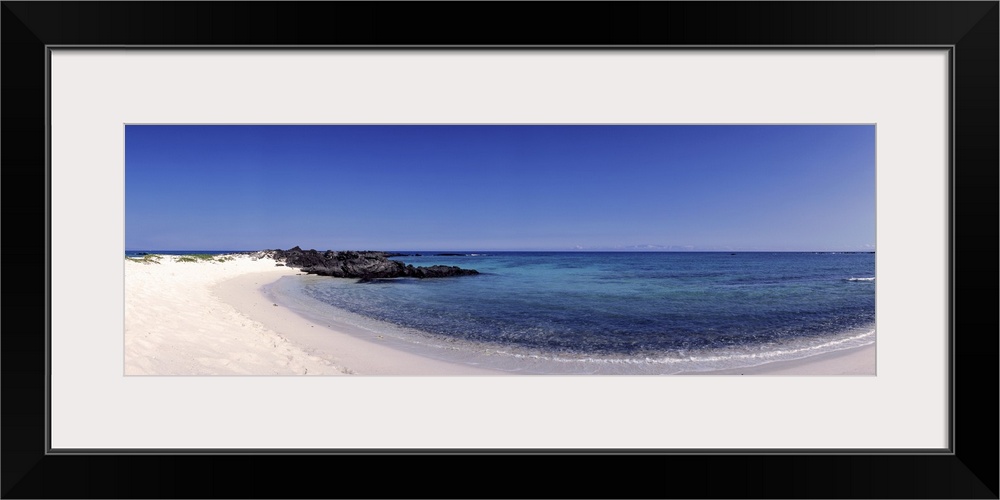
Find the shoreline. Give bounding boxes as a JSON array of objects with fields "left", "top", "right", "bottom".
[
  {"left": 125, "top": 254, "right": 876, "bottom": 376},
  {"left": 212, "top": 268, "right": 503, "bottom": 375},
  {"left": 678, "top": 342, "right": 876, "bottom": 375}
]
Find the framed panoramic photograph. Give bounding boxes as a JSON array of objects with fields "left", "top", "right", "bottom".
[
  {"left": 4, "top": 2, "right": 997, "bottom": 498},
  {"left": 122, "top": 123, "right": 877, "bottom": 377}
]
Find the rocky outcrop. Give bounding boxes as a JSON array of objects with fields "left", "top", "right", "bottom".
[{"left": 256, "top": 247, "right": 479, "bottom": 280}]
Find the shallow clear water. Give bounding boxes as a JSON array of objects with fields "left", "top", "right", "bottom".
[{"left": 284, "top": 252, "right": 875, "bottom": 371}]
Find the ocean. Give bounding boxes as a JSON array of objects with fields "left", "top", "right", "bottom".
[{"left": 266, "top": 251, "right": 876, "bottom": 374}]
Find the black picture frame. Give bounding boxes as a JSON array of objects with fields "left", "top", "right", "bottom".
[{"left": 3, "top": 2, "right": 996, "bottom": 498}]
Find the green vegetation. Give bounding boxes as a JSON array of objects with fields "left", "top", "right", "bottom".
[
  {"left": 126, "top": 253, "right": 238, "bottom": 263},
  {"left": 177, "top": 254, "right": 213, "bottom": 262},
  {"left": 126, "top": 254, "right": 162, "bottom": 264},
  {"left": 177, "top": 254, "right": 236, "bottom": 263}
]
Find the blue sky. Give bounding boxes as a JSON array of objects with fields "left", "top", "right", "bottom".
[{"left": 125, "top": 125, "right": 875, "bottom": 251}]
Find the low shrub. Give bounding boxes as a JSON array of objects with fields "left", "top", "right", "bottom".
[{"left": 127, "top": 254, "right": 162, "bottom": 264}]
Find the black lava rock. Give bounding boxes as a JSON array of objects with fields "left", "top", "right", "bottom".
[{"left": 257, "top": 247, "right": 479, "bottom": 280}]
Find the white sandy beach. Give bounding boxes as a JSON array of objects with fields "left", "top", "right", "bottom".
[
  {"left": 125, "top": 254, "right": 875, "bottom": 376},
  {"left": 124, "top": 254, "right": 499, "bottom": 375}
]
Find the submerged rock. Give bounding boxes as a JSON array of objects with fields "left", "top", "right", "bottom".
[{"left": 260, "top": 247, "right": 479, "bottom": 280}]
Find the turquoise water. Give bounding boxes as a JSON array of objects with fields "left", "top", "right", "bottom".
[{"left": 278, "top": 252, "right": 875, "bottom": 373}]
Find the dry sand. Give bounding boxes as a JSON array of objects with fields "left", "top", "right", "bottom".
[
  {"left": 211, "top": 267, "right": 503, "bottom": 375},
  {"left": 125, "top": 254, "right": 875, "bottom": 376},
  {"left": 125, "top": 255, "right": 343, "bottom": 375},
  {"left": 124, "top": 254, "right": 499, "bottom": 375}
]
